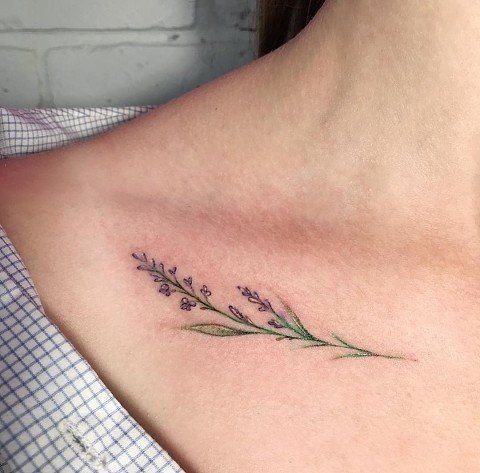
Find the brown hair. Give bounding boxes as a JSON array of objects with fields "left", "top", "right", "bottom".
[{"left": 257, "top": 0, "right": 325, "bottom": 57}]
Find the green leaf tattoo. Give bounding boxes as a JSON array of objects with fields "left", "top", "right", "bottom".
[
  {"left": 184, "top": 324, "right": 253, "bottom": 337},
  {"left": 132, "top": 252, "right": 410, "bottom": 361}
]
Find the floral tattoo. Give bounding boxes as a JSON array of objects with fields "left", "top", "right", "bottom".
[{"left": 132, "top": 252, "right": 408, "bottom": 360}]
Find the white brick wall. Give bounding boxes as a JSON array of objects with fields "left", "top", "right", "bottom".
[
  {"left": 0, "top": 0, "right": 195, "bottom": 29},
  {"left": 213, "top": 0, "right": 255, "bottom": 29},
  {"left": 0, "top": 0, "right": 257, "bottom": 107},
  {"left": 0, "top": 47, "right": 40, "bottom": 107}
]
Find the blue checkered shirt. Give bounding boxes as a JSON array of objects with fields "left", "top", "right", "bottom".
[{"left": 0, "top": 108, "right": 184, "bottom": 472}]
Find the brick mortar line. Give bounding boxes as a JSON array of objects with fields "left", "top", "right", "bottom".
[
  {"left": 0, "top": 34, "right": 255, "bottom": 51},
  {"left": 0, "top": 26, "right": 199, "bottom": 34}
]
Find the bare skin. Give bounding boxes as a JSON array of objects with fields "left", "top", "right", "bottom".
[{"left": 1, "top": 1, "right": 480, "bottom": 471}]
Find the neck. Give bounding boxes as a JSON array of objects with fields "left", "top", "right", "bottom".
[
  {"left": 299, "top": 0, "right": 480, "bottom": 115},
  {"left": 258, "top": 0, "right": 480, "bottom": 258}
]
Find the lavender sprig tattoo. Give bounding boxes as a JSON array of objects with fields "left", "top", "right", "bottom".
[{"left": 132, "top": 252, "right": 407, "bottom": 360}]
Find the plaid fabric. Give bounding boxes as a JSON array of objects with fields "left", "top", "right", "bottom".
[
  {"left": 0, "top": 108, "right": 184, "bottom": 472},
  {"left": 0, "top": 107, "right": 154, "bottom": 158}
]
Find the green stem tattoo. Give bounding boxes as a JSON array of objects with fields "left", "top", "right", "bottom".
[{"left": 132, "top": 252, "right": 409, "bottom": 361}]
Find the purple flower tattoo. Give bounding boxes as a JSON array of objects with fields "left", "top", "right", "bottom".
[
  {"left": 132, "top": 252, "right": 409, "bottom": 360},
  {"left": 200, "top": 285, "right": 212, "bottom": 298},
  {"left": 180, "top": 297, "right": 196, "bottom": 311},
  {"left": 159, "top": 283, "right": 174, "bottom": 296}
]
